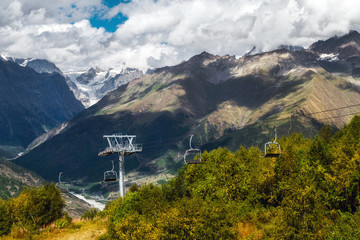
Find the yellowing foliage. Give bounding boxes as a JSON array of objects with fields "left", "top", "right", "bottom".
[{"left": 100, "top": 116, "right": 360, "bottom": 239}]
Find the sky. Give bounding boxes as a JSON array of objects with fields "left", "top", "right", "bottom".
[{"left": 0, "top": 0, "right": 359, "bottom": 73}]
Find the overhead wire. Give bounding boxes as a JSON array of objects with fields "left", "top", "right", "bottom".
[
  {"left": 136, "top": 103, "right": 360, "bottom": 149},
  {"left": 260, "top": 103, "right": 360, "bottom": 124},
  {"left": 305, "top": 103, "right": 360, "bottom": 115}
]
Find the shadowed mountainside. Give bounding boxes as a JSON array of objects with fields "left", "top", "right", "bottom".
[{"left": 0, "top": 60, "right": 84, "bottom": 158}]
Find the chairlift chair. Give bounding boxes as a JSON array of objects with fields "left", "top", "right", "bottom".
[
  {"left": 184, "top": 135, "right": 202, "bottom": 164},
  {"left": 104, "top": 160, "right": 118, "bottom": 182},
  {"left": 263, "top": 128, "right": 281, "bottom": 158}
]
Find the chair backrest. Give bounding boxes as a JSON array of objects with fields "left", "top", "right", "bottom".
[
  {"left": 184, "top": 147, "right": 202, "bottom": 164},
  {"left": 263, "top": 142, "right": 281, "bottom": 158}
]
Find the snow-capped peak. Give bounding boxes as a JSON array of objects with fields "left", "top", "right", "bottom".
[{"left": 65, "top": 66, "right": 143, "bottom": 108}]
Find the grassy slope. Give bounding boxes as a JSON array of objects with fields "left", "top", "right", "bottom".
[{"left": 2, "top": 219, "right": 107, "bottom": 240}]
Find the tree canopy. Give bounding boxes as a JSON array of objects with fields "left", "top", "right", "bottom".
[
  {"left": 0, "top": 183, "right": 65, "bottom": 236},
  {"left": 101, "top": 116, "right": 360, "bottom": 239}
]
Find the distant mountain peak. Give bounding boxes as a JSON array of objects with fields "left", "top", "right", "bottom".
[
  {"left": 0, "top": 54, "right": 12, "bottom": 62},
  {"left": 188, "top": 51, "right": 215, "bottom": 62},
  {"left": 309, "top": 30, "right": 360, "bottom": 53},
  {"left": 90, "top": 66, "right": 103, "bottom": 73},
  {"left": 0, "top": 56, "right": 63, "bottom": 75},
  {"left": 278, "top": 45, "right": 304, "bottom": 52},
  {"left": 347, "top": 29, "right": 360, "bottom": 37},
  {"left": 66, "top": 66, "right": 143, "bottom": 108}
]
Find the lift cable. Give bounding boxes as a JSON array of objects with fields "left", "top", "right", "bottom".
[{"left": 136, "top": 103, "right": 360, "bottom": 149}]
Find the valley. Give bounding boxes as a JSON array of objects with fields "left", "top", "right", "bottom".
[
  {"left": 3, "top": 1, "right": 360, "bottom": 238},
  {"left": 2, "top": 31, "right": 360, "bottom": 238}
]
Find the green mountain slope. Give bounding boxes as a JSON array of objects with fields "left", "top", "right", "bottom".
[
  {"left": 0, "top": 159, "right": 45, "bottom": 199},
  {"left": 14, "top": 31, "right": 360, "bottom": 187}
]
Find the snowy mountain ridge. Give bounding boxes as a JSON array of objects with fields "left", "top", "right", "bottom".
[
  {"left": 0, "top": 55, "right": 143, "bottom": 108},
  {"left": 65, "top": 67, "right": 143, "bottom": 108}
]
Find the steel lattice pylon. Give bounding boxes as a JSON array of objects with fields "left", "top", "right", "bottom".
[{"left": 99, "top": 134, "right": 142, "bottom": 197}]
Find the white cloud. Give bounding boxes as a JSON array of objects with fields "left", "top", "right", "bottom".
[{"left": 0, "top": 0, "right": 359, "bottom": 72}]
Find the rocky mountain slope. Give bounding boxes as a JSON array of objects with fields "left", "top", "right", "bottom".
[
  {"left": 65, "top": 67, "right": 143, "bottom": 108},
  {"left": 0, "top": 60, "right": 84, "bottom": 158},
  {"left": 310, "top": 30, "right": 360, "bottom": 76},
  {"left": 15, "top": 31, "right": 360, "bottom": 187}
]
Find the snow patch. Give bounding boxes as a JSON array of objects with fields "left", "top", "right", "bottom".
[
  {"left": 318, "top": 53, "right": 339, "bottom": 62},
  {"left": 0, "top": 54, "right": 9, "bottom": 61}
]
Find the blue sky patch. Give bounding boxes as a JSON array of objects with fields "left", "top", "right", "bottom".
[
  {"left": 90, "top": 12, "right": 128, "bottom": 32},
  {"left": 103, "top": 0, "right": 131, "bottom": 8},
  {"left": 90, "top": 0, "right": 131, "bottom": 32}
]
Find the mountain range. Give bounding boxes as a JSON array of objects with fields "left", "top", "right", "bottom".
[
  {"left": 0, "top": 55, "right": 144, "bottom": 109},
  {"left": 13, "top": 31, "right": 360, "bottom": 188}
]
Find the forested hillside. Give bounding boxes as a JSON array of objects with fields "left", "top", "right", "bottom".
[{"left": 99, "top": 115, "right": 360, "bottom": 239}]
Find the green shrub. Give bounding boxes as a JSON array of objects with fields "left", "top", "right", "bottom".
[{"left": 81, "top": 208, "right": 99, "bottom": 221}]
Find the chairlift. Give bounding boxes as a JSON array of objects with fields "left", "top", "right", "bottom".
[
  {"left": 56, "top": 172, "right": 69, "bottom": 193},
  {"left": 104, "top": 160, "right": 118, "bottom": 182},
  {"left": 263, "top": 128, "right": 281, "bottom": 158},
  {"left": 184, "top": 135, "right": 202, "bottom": 164}
]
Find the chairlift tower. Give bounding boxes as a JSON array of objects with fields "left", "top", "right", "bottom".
[{"left": 98, "top": 134, "right": 142, "bottom": 197}]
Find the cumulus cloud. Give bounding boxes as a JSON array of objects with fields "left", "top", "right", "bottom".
[{"left": 0, "top": 0, "right": 359, "bottom": 72}]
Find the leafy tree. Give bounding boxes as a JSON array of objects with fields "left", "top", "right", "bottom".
[
  {"left": 11, "top": 183, "right": 65, "bottom": 232},
  {"left": 327, "top": 211, "right": 360, "bottom": 240},
  {"left": 318, "top": 124, "right": 334, "bottom": 143},
  {"left": 0, "top": 199, "right": 13, "bottom": 236},
  {"left": 81, "top": 208, "right": 99, "bottom": 221}
]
